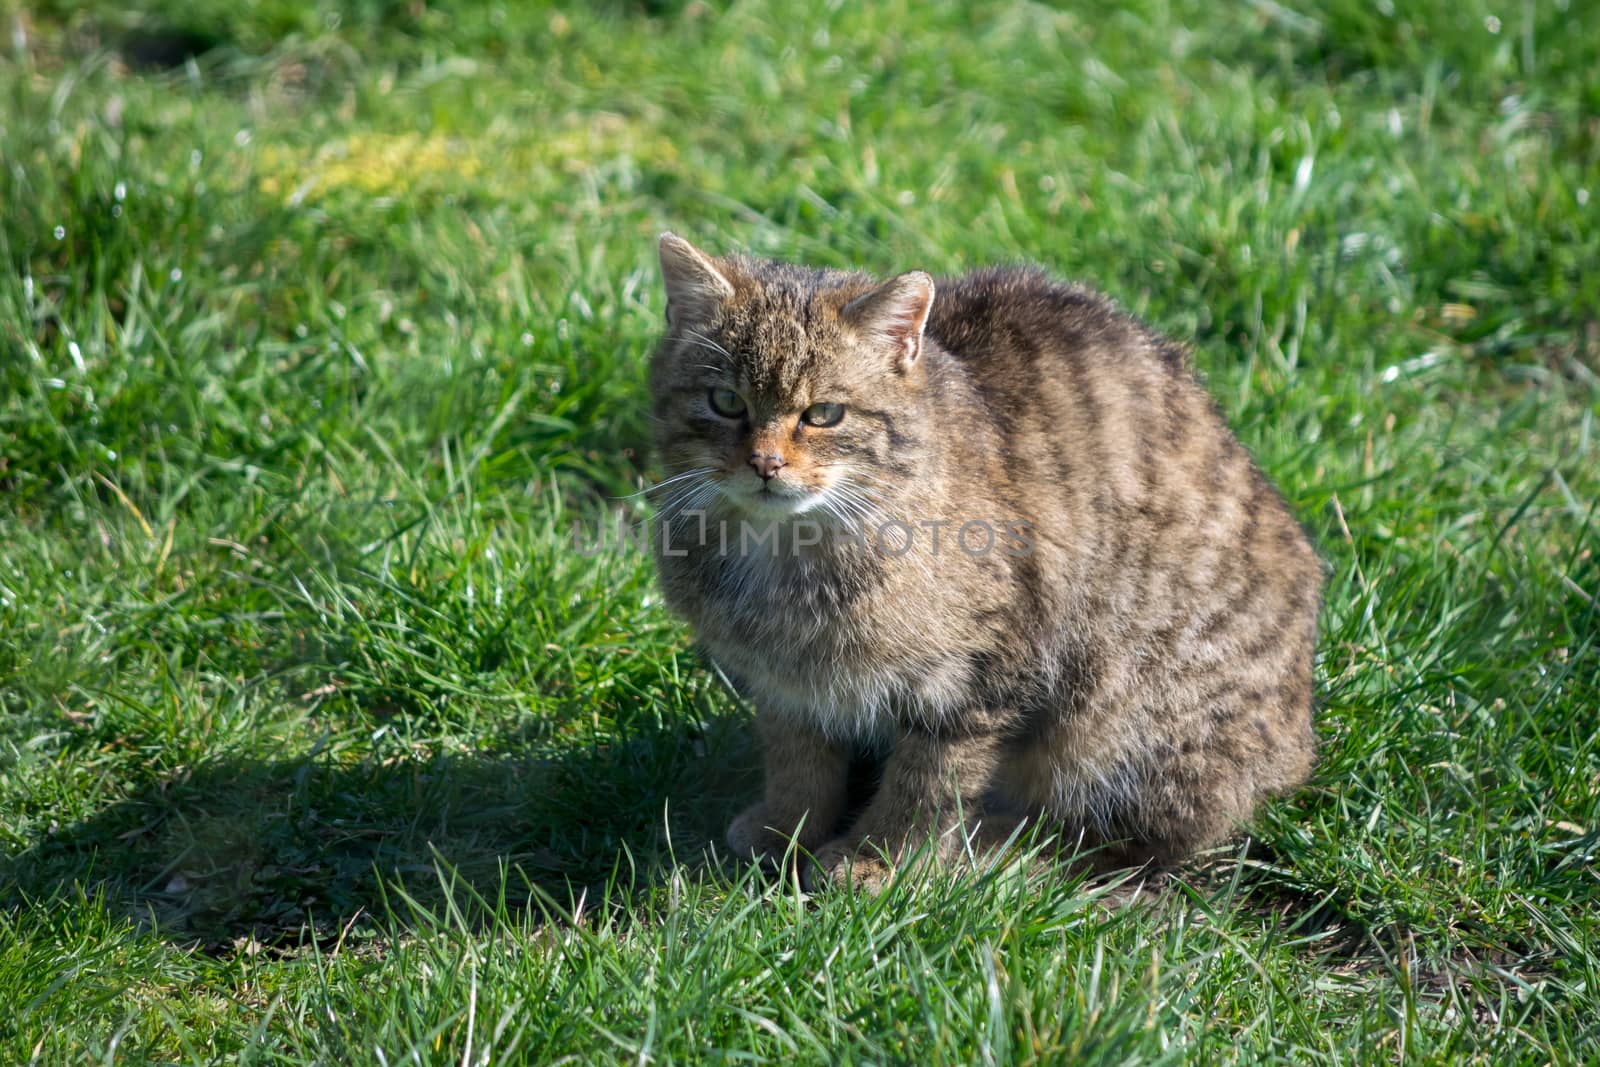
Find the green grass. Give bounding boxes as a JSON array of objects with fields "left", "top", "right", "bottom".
[{"left": 2, "top": 0, "right": 1597, "bottom": 1061}]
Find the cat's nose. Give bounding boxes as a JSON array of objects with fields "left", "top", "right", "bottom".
[{"left": 749, "top": 452, "right": 786, "bottom": 481}]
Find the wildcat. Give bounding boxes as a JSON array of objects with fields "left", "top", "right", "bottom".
[{"left": 648, "top": 233, "right": 1321, "bottom": 891}]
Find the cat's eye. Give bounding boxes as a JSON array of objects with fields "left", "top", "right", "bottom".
[
  {"left": 801, "top": 402, "right": 845, "bottom": 428},
  {"left": 708, "top": 388, "right": 747, "bottom": 418}
]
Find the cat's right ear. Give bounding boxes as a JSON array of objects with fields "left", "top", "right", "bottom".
[
  {"left": 658, "top": 233, "right": 735, "bottom": 329},
  {"left": 842, "top": 271, "right": 936, "bottom": 371}
]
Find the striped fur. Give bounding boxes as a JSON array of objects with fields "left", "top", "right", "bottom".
[{"left": 648, "top": 235, "right": 1322, "bottom": 890}]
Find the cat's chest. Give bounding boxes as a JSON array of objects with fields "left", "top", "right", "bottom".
[
  {"left": 694, "top": 547, "right": 881, "bottom": 652},
  {"left": 666, "top": 544, "right": 973, "bottom": 730}
]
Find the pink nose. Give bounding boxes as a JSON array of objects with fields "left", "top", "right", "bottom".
[{"left": 749, "top": 452, "right": 785, "bottom": 480}]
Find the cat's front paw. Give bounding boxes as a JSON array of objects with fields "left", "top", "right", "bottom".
[
  {"left": 726, "top": 803, "right": 818, "bottom": 865},
  {"left": 806, "top": 839, "right": 894, "bottom": 894}
]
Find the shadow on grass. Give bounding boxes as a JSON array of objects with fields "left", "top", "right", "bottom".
[{"left": 1, "top": 711, "right": 759, "bottom": 952}]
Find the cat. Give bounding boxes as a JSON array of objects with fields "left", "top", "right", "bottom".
[{"left": 648, "top": 232, "right": 1322, "bottom": 891}]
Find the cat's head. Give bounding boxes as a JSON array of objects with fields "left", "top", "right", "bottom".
[{"left": 649, "top": 233, "right": 935, "bottom": 520}]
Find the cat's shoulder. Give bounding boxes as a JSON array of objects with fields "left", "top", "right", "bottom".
[
  {"left": 931, "top": 264, "right": 1122, "bottom": 323},
  {"left": 929, "top": 264, "right": 1190, "bottom": 373}
]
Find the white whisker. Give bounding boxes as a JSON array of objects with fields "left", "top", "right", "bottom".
[
  {"left": 827, "top": 480, "right": 886, "bottom": 529},
  {"left": 646, "top": 475, "right": 713, "bottom": 530},
  {"left": 682, "top": 328, "right": 733, "bottom": 360},
  {"left": 657, "top": 479, "right": 710, "bottom": 518},
  {"left": 616, "top": 466, "right": 717, "bottom": 500},
  {"left": 818, "top": 496, "right": 852, "bottom": 529},
  {"left": 660, "top": 480, "right": 722, "bottom": 525}
]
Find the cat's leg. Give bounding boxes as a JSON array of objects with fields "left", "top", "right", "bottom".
[
  {"left": 808, "top": 724, "right": 1006, "bottom": 892},
  {"left": 1031, "top": 684, "right": 1311, "bottom": 874},
  {"left": 990, "top": 718, "right": 1178, "bottom": 878},
  {"left": 726, "top": 711, "right": 851, "bottom": 865}
]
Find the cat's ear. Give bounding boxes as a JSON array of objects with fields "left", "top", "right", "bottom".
[
  {"left": 842, "top": 271, "right": 935, "bottom": 370},
  {"left": 658, "top": 233, "right": 735, "bottom": 329}
]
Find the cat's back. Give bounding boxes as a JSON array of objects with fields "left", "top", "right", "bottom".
[
  {"left": 925, "top": 263, "right": 1321, "bottom": 634},
  {"left": 923, "top": 265, "right": 1221, "bottom": 524},
  {"left": 927, "top": 265, "right": 1188, "bottom": 385},
  {"left": 925, "top": 264, "right": 1322, "bottom": 819}
]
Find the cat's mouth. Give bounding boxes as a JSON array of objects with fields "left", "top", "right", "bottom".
[{"left": 727, "top": 477, "right": 824, "bottom": 517}]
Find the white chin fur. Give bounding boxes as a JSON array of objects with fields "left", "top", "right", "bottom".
[{"left": 733, "top": 487, "right": 822, "bottom": 517}]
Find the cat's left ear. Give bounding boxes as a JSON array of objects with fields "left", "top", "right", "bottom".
[{"left": 842, "top": 271, "right": 936, "bottom": 370}]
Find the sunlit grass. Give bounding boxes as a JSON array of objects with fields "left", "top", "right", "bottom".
[{"left": 2, "top": 0, "right": 1597, "bottom": 1062}]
